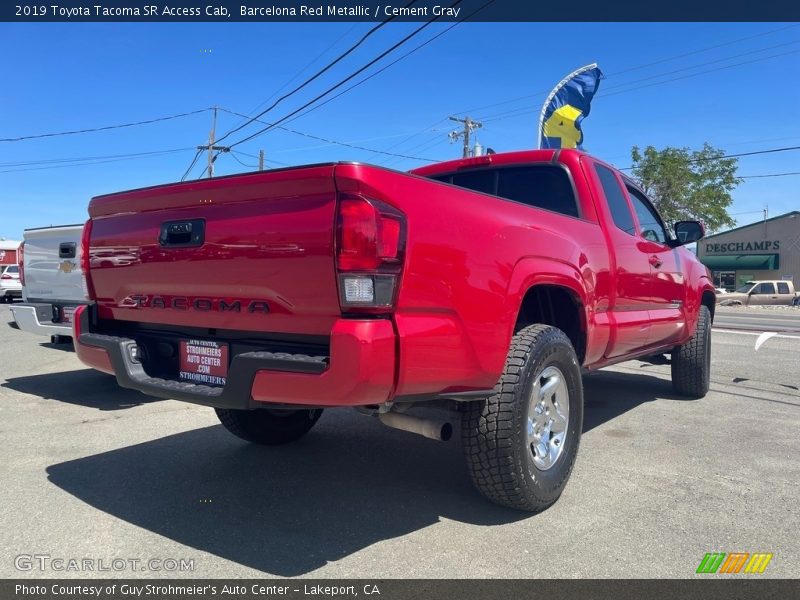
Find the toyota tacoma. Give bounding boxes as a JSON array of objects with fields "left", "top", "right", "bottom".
[{"left": 73, "top": 149, "right": 715, "bottom": 511}]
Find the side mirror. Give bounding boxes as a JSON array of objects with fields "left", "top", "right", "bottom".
[{"left": 673, "top": 220, "right": 705, "bottom": 245}]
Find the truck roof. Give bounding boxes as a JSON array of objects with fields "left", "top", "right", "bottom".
[{"left": 409, "top": 148, "right": 586, "bottom": 178}]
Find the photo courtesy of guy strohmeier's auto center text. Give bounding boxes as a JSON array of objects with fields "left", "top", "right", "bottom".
[{"left": 1, "top": 1, "right": 799, "bottom": 599}]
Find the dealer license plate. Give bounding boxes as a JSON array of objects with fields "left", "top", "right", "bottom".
[{"left": 179, "top": 339, "right": 229, "bottom": 386}]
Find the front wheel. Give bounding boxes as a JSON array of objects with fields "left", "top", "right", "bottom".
[
  {"left": 215, "top": 407, "right": 322, "bottom": 445},
  {"left": 462, "top": 324, "right": 584, "bottom": 512},
  {"left": 671, "top": 305, "right": 712, "bottom": 398}
]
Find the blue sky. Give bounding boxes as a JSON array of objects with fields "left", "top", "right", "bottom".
[{"left": 1, "top": 22, "right": 798, "bottom": 239}]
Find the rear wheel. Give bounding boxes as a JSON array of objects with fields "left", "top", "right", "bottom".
[
  {"left": 671, "top": 305, "right": 712, "bottom": 398},
  {"left": 215, "top": 407, "right": 322, "bottom": 445},
  {"left": 462, "top": 324, "right": 583, "bottom": 512}
]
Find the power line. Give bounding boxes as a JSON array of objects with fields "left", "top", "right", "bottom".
[
  {"left": 226, "top": 2, "right": 462, "bottom": 151},
  {"left": 274, "top": 0, "right": 491, "bottom": 160},
  {"left": 609, "top": 23, "right": 800, "bottom": 77},
  {"left": 740, "top": 171, "right": 800, "bottom": 178},
  {"left": 600, "top": 39, "right": 800, "bottom": 93},
  {"left": 0, "top": 109, "right": 211, "bottom": 142},
  {"left": 180, "top": 150, "right": 203, "bottom": 181},
  {"left": 378, "top": 135, "right": 449, "bottom": 167},
  {"left": 0, "top": 147, "right": 193, "bottom": 168},
  {"left": 697, "top": 145, "right": 800, "bottom": 161},
  {"left": 214, "top": 1, "right": 419, "bottom": 146},
  {"left": 619, "top": 145, "right": 800, "bottom": 171},
  {"left": 232, "top": 150, "right": 291, "bottom": 167},
  {"left": 282, "top": 0, "right": 497, "bottom": 128},
  {"left": 228, "top": 23, "right": 361, "bottom": 131},
  {"left": 455, "top": 24, "right": 800, "bottom": 117},
  {"left": 475, "top": 46, "right": 800, "bottom": 124},
  {"left": 265, "top": 130, "right": 433, "bottom": 155},
  {"left": 364, "top": 120, "right": 449, "bottom": 162},
  {"left": 619, "top": 146, "right": 800, "bottom": 179},
  {"left": 217, "top": 108, "right": 438, "bottom": 161},
  {"left": 0, "top": 147, "right": 193, "bottom": 174},
  {"left": 600, "top": 48, "right": 800, "bottom": 99},
  {"left": 228, "top": 151, "right": 258, "bottom": 169}
]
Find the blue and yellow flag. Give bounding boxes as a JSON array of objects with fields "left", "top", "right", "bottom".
[{"left": 539, "top": 64, "right": 603, "bottom": 150}]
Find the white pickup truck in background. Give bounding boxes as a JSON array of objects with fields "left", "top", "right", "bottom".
[{"left": 10, "top": 224, "right": 87, "bottom": 343}]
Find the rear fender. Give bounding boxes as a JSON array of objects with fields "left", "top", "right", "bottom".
[{"left": 505, "top": 257, "right": 594, "bottom": 365}]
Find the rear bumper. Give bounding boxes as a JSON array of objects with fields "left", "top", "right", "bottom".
[
  {"left": 2, "top": 288, "right": 22, "bottom": 298},
  {"left": 73, "top": 305, "right": 396, "bottom": 409},
  {"left": 10, "top": 303, "right": 72, "bottom": 337}
]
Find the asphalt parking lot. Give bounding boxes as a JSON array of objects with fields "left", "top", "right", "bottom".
[{"left": 1, "top": 303, "right": 798, "bottom": 578}]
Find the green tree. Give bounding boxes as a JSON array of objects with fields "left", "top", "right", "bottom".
[{"left": 630, "top": 143, "right": 740, "bottom": 233}]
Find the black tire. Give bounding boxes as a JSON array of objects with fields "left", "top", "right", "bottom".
[
  {"left": 671, "top": 305, "right": 712, "bottom": 398},
  {"left": 462, "top": 324, "right": 584, "bottom": 512},
  {"left": 215, "top": 407, "right": 322, "bottom": 445}
]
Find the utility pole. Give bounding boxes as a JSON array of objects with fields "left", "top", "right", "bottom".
[
  {"left": 448, "top": 116, "right": 482, "bottom": 158},
  {"left": 259, "top": 150, "right": 265, "bottom": 171},
  {"left": 197, "top": 106, "right": 229, "bottom": 178}
]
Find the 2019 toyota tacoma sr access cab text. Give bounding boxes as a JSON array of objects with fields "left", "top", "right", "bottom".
[{"left": 73, "top": 149, "right": 715, "bottom": 511}]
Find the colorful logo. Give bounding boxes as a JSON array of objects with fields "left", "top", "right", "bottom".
[{"left": 696, "top": 552, "right": 773, "bottom": 574}]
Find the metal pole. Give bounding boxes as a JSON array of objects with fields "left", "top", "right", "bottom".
[
  {"left": 463, "top": 118, "right": 471, "bottom": 158},
  {"left": 207, "top": 106, "right": 217, "bottom": 178},
  {"left": 259, "top": 150, "right": 264, "bottom": 171},
  {"left": 449, "top": 116, "right": 482, "bottom": 158}
]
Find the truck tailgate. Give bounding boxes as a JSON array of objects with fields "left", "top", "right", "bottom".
[
  {"left": 23, "top": 224, "right": 85, "bottom": 303},
  {"left": 87, "top": 165, "right": 340, "bottom": 335}
]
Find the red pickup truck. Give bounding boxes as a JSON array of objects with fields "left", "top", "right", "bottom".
[{"left": 73, "top": 148, "right": 715, "bottom": 511}]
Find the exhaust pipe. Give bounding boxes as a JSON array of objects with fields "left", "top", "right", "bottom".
[{"left": 378, "top": 412, "right": 453, "bottom": 442}]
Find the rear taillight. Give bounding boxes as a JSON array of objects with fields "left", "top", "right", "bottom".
[
  {"left": 336, "top": 194, "right": 405, "bottom": 311},
  {"left": 0, "top": 274, "right": 11, "bottom": 280},
  {"left": 80, "top": 219, "right": 94, "bottom": 300},
  {"left": 18, "top": 241, "right": 25, "bottom": 286}
]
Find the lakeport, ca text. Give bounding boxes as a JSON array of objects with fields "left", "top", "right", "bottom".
[
  {"left": 15, "top": 5, "right": 461, "bottom": 18},
  {"left": 15, "top": 584, "right": 380, "bottom": 597}
]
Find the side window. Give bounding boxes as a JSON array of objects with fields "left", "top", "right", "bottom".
[
  {"left": 594, "top": 164, "right": 636, "bottom": 235},
  {"left": 449, "top": 170, "right": 496, "bottom": 196},
  {"left": 777, "top": 282, "right": 790, "bottom": 294},
  {"left": 626, "top": 186, "right": 668, "bottom": 244},
  {"left": 496, "top": 167, "right": 579, "bottom": 218},
  {"left": 432, "top": 166, "right": 580, "bottom": 218},
  {"left": 756, "top": 282, "right": 776, "bottom": 294}
]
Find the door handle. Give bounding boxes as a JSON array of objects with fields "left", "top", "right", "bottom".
[
  {"left": 159, "top": 219, "right": 205, "bottom": 248},
  {"left": 649, "top": 255, "right": 663, "bottom": 268},
  {"left": 58, "top": 242, "right": 77, "bottom": 259}
]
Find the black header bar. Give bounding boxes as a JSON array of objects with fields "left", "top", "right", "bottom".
[{"left": 4, "top": 0, "right": 800, "bottom": 22}]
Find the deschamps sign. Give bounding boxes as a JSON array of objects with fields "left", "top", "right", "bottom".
[{"left": 704, "top": 240, "right": 780, "bottom": 254}]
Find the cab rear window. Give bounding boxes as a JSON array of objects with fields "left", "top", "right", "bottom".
[{"left": 431, "top": 165, "right": 579, "bottom": 219}]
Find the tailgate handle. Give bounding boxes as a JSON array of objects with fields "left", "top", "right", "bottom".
[
  {"left": 58, "top": 242, "right": 77, "bottom": 258},
  {"left": 159, "top": 219, "right": 205, "bottom": 248}
]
